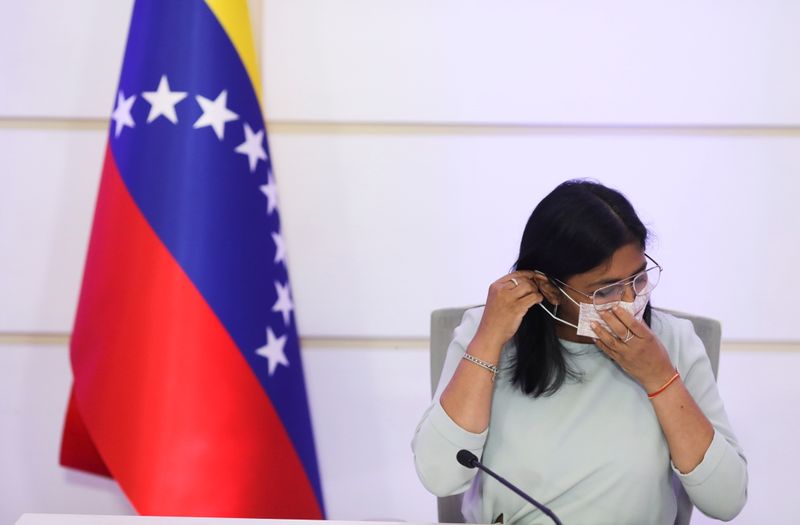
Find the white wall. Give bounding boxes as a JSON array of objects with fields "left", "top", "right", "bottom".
[
  {"left": 2, "top": 1, "right": 799, "bottom": 524},
  {"left": 260, "top": 1, "right": 800, "bottom": 126}
]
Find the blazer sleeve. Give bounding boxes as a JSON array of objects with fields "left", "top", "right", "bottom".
[
  {"left": 665, "top": 314, "right": 749, "bottom": 521},
  {"left": 411, "top": 307, "right": 489, "bottom": 497}
]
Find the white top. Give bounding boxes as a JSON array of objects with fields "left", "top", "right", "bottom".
[{"left": 412, "top": 308, "right": 747, "bottom": 524}]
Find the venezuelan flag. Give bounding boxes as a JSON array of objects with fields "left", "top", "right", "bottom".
[{"left": 60, "top": 0, "right": 325, "bottom": 517}]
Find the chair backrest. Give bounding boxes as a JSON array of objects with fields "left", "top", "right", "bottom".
[{"left": 429, "top": 306, "right": 721, "bottom": 525}]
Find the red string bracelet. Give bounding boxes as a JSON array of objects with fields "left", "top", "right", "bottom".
[{"left": 647, "top": 371, "right": 680, "bottom": 399}]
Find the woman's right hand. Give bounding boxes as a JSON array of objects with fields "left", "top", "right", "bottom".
[
  {"left": 439, "top": 271, "right": 543, "bottom": 433},
  {"left": 472, "top": 271, "right": 545, "bottom": 353}
]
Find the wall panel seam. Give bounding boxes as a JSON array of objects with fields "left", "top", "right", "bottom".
[
  {"left": 0, "top": 333, "right": 797, "bottom": 351},
  {"left": 6, "top": 117, "right": 800, "bottom": 136}
]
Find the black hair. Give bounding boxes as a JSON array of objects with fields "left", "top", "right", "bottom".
[{"left": 510, "top": 179, "right": 651, "bottom": 397}]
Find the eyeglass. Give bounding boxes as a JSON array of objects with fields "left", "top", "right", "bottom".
[{"left": 555, "top": 254, "right": 662, "bottom": 310}]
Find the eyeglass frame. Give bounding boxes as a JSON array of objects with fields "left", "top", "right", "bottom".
[{"left": 552, "top": 253, "right": 663, "bottom": 307}]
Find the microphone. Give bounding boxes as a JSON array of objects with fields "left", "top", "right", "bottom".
[{"left": 456, "top": 449, "right": 562, "bottom": 525}]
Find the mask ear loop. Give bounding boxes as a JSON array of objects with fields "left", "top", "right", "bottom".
[
  {"left": 533, "top": 270, "right": 580, "bottom": 330},
  {"left": 537, "top": 301, "right": 579, "bottom": 330},
  {"left": 534, "top": 269, "right": 583, "bottom": 330}
]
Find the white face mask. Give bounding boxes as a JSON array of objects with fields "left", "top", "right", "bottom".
[{"left": 538, "top": 285, "right": 649, "bottom": 339}]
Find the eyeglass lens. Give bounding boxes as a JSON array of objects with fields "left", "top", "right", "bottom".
[{"left": 592, "top": 266, "right": 661, "bottom": 307}]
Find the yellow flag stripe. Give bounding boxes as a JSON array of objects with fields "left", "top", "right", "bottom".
[{"left": 204, "top": 0, "right": 263, "bottom": 108}]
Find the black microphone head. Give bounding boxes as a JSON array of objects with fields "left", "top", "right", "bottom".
[{"left": 456, "top": 449, "right": 479, "bottom": 468}]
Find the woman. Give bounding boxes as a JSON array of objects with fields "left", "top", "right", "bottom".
[{"left": 412, "top": 180, "right": 747, "bottom": 524}]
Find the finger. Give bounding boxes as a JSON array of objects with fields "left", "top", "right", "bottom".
[
  {"left": 497, "top": 273, "right": 537, "bottom": 294},
  {"left": 506, "top": 271, "right": 540, "bottom": 289},
  {"left": 592, "top": 321, "right": 622, "bottom": 351},
  {"left": 521, "top": 290, "right": 545, "bottom": 309},
  {"left": 499, "top": 272, "right": 530, "bottom": 287},
  {"left": 507, "top": 279, "right": 541, "bottom": 299},
  {"left": 509, "top": 270, "right": 539, "bottom": 279},
  {"left": 610, "top": 305, "right": 648, "bottom": 338},
  {"left": 598, "top": 308, "right": 629, "bottom": 339},
  {"left": 594, "top": 334, "right": 620, "bottom": 361},
  {"left": 494, "top": 274, "right": 515, "bottom": 287}
]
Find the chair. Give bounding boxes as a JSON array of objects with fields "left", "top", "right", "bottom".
[{"left": 429, "top": 306, "right": 721, "bottom": 525}]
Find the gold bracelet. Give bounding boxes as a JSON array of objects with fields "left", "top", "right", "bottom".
[
  {"left": 647, "top": 370, "right": 680, "bottom": 399},
  {"left": 462, "top": 353, "right": 499, "bottom": 382}
]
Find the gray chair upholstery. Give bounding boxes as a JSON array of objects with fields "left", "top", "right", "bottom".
[{"left": 429, "top": 306, "right": 721, "bottom": 525}]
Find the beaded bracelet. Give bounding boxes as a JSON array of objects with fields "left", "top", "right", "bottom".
[
  {"left": 647, "top": 370, "right": 680, "bottom": 399},
  {"left": 462, "top": 353, "right": 499, "bottom": 382}
]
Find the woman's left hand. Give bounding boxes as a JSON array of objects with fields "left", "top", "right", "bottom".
[{"left": 592, "top": 306, "right": 676, "bottom": 393}]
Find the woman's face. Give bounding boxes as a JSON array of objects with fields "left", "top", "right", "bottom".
[{"left": 556, "top": 242, "right": 648, "bottom": 343}]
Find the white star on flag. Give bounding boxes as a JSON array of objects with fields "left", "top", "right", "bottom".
[
  {"left": 235, "top": 123, "right": 268, "bottom": 172},
  {"left": 193, "top": 89, "right": 239, "bottom": 140},
  {"left": 260, "top": 170, "right": 278, "bottom": 214},
  {"left": 111, "top": 91, "right": 136, "bottom": 137},
  {"left": 255, "top": 327, "right": 289, "bottom": 376},
  {"left": 272, "top": 281, "right": 294, "bottom": 325},
  {"left": 142, "top": 75, "right": 187, "bottom": 124},
  {"left": 271, "top": 231, "right": 286, "bottom": 265}
]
